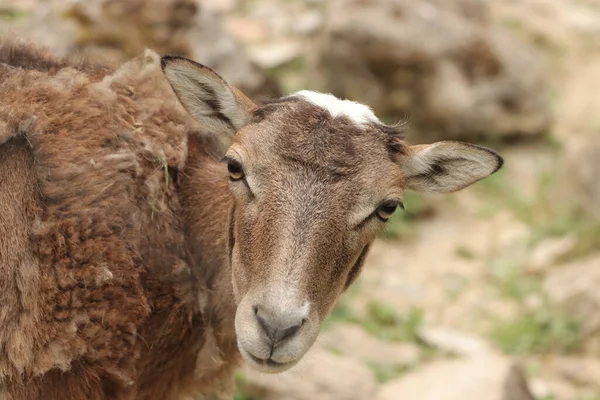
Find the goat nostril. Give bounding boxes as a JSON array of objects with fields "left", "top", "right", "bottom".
[
  {"left": 278, "top": 323, "right": 301, "bottom": 342},
  {"left": 255, "top": 308, "right": 305, "bottom": 344},
  {"left": 256, "top": 313, "right": 273, "bottom": 340}
]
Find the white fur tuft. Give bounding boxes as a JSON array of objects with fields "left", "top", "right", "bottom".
[{"left": 291, "top": 90, "right": 380, "bottom": 125}]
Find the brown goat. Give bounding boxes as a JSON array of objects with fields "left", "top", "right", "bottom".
[{"left": 0, "top": 40, "right": 503, "bottom": 399}]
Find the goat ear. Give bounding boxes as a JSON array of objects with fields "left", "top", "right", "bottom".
[
  {"left": 161, "top": 56, "right": 256, "bottom": 136},
  {"left": 399, "top": 141, "right": 503, "bottom": 193}
]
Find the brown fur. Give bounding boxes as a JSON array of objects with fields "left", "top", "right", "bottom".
[
  {"left": 0, "top": 40, "right": 238, "bottom": 399},
  {"left": 1, "top": 39, "right": 502, "bottom": 399},
  {"left": 228, "top": 98, "right": 405, "bottom": 319}
]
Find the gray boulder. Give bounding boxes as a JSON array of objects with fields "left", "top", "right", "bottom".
[
  {"left": 0, "top": 0, "right": 279, "bottom": 98},
  {"left": 565, "top": 139, "right": 600, "bottom": 221},
  {"left": 544, "top": 253, "right": 600, "bottom": 354},
  {"left": 241, "top": 346, "right": 378, "bottom": 400},
  {"left": 377, "top": 352, "right": 535, "bottom": 400},
  {"left": 318, "top": 0, "right": 551, "bottom": 142}
]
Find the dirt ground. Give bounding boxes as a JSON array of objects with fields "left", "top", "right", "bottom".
[{"left": 229, "top": 1, "right": 600, "bottom": 399}]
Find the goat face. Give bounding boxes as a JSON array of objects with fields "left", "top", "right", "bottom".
[{"left": 162, "top": 56, "right": 503, "bottom": 373}]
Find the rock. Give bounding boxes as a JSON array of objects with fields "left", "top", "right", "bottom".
[
  {"left": 376, "top": 353, "right": 535, "bottom": 400},
  {"left": 417, "top": 327, "right": 492, "bottom": 356},
  {"left": 248, "top": 41, "right": 304, "bottom": 69},
  {"left": 293, "top": 11, "right": 324, "bottom": 36},
  {"left": 224, "top": 16, "right": 270, "bottom": 44},
  {"left": 544, "top": 253, "right": 600, "bottom": 343},
  {"left": 528, "top": 378, "right": 579, "bottom": 400},
  {"left": 551, "top": 356, "right": 600, "bottom": 388},
  {"left": 318, "top": 0, "right": 551, "bottom": 142},
  {"left": 529, "top": 355, "right": 600, "bottom": 400},
  {"left": 528, "top": 379, "right": 552, "bottom": 400},
  {"left": 0, "top": 0, "right": 36, "bottom": 12},
  {"left": 242, "top": 347, "right": 377, "bottom": 400},
  {"left": 3, "top": 0, "right": 279, "bottom": 98},
  {"left": 197, "top": 0, "right": 238, "bottom": 14},
  {"left": 565, "top": 138, "right": 600, "bottom": 221},
  {"left": 321, "top": 322, "right": 420, "bottom": 367},
  {"left": 496, "top": 219, "right": 531, "bottom": 250},
  {"left": 525, "top": 235, "right": 577, "bottom": 274}
]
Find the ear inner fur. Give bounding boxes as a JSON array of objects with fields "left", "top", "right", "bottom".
[
  {"left": 400, "top": 141, "right": 503, "bottom": 193},
  {"left": 161, "top": 55, "right": 255, "bottom": 136}
]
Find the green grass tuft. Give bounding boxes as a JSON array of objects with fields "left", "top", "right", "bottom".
[
  {"left": 322, "top": 299, "right": 426, "bottom": 346},
  {"left": 233, "top": 370, "right": 256, "bottom": 400},
  {"left": 361, "top": 302, "right": 425, "bottom": 343},
  {"left": 0, "top": 7, "right": 29, "bottom": 20},
  {"left": 320, "top": 302, "right": 359, "bottom": 332},
  {"left": 454, "top": 245, "right": 476, "bottom": 260},
  {"left": 487, "top": 254, "right": 584, "bottom": 355},
  {"left": 368, "top": 362, "right": 413, "bottom": 384},
  {"left": 489, "top": 260, "right": 542, "bottom": 302},
  {"left": 477, "top": 167, "right": 600, "bottom": 263},
  {"left": 320, "top": 281, "right": 364, "bottom": 331},
  {"left": 489, "top": 301, "right": 582, "bottom": 355}
]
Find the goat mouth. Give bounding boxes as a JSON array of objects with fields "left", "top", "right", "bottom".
[
  {"left": 248, "top": 353, "right": 284, "bottom": 367},
  {"left": 240, "top": 348, "right": 297, "bottom": 373}
]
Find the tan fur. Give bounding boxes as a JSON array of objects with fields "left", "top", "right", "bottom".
[
  {"left": 161, "top": 57, "right": 502, "bottom": 374},
  {"left": 1, "top": 39, "right": 502, "bottom": 399}
]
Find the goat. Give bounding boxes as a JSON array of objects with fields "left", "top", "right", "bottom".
[{"left": 0, "top": 40, "right": 503, "bottom": 399}]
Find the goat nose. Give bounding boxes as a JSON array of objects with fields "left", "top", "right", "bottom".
[{"left": 254, "top": 306, "right": 305, "bottom": 345}]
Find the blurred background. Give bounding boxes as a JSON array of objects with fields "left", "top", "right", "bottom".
[{"left": 1, "top": 0, "right": 599, "bottom": 399}]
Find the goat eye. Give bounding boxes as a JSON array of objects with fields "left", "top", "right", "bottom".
[
  {"left": 227, "top": 159, "right": 245, "bottom": 181},
  {"left": 376, "top": 200, "right": 403, "bottom": 222}
]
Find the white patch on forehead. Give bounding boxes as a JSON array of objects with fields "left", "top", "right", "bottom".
[{"left": 291, "top": 90, "right": 380, "bottom": 125}]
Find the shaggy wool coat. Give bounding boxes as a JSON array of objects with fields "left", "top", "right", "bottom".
[{"left": 0, "top": 40, "right": 237, "bottom": 399}]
